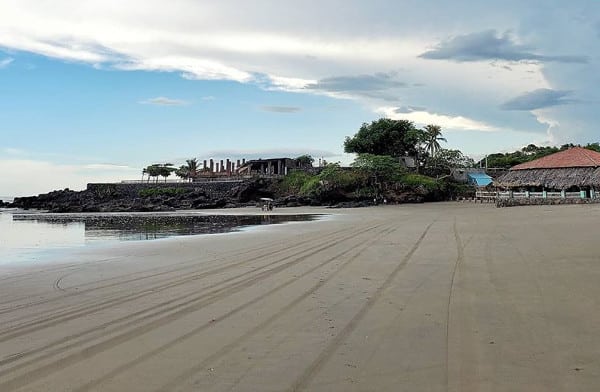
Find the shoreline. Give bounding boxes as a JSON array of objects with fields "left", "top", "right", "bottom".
[{"left": 0, "top": 207, "right": 335, "bottom": 269}]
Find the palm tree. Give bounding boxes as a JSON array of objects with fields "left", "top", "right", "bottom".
[
  {"left": 423, "top": 124, "right": 447, "bottom": 157},
  {"left": 185, "top": 158, "right": 199, "bottom": 182},
  {"left": 175, "top": 166, "right": 189, "bottom": 182}
]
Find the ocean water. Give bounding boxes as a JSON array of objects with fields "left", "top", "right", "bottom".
[{"left": 0, "top": 211, "right": 320, "bottom": 264}]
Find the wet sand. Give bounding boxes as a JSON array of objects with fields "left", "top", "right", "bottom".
[{"left": 0, "top": 203, "right": 599, "bottom": 391}]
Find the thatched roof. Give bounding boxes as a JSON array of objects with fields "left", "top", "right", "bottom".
[{"left": 495, "top": 167, "right": 600, "bottom": 189}]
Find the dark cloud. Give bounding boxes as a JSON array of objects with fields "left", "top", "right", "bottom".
[
  {"left": 204, "top": 149, "right": 336, "bottom": 160},
  {"left": 305, "top": 72, "right": 407, "bottom": 93},
  {"left": 500, "top": 89, "right": 575, "bottom": 111},
  {"left": 260, "top": 105, "right": 301, "bottom": 113},
  {"left": 394, "top": 105, "right": 426, "bottom": 114},
  {"left": 420, "top": 30, "right": 588, "bottom": 63}
]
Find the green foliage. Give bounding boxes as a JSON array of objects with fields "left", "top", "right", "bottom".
[
  {"left": 424, "top": 148, "right": 475, "bottom": 177},
  {"left": 483, "top": 143, "right": 600, "bottom": 169},
  {"left": 400, "top": 174, "right": 440, "bottom": 191},
  {"left": 138, "top": 187, "right": 188, "bottom": 197},
  {"left": 351, "top": 154, "right": 405, "bottom": 184},
  {"left": 143, "top": 163, "right": 176, "bottom": 182},
  {"left": 423, "top": 124, "right": 447, "bottom": 157},
  {"left": 344, "top": 118, "right": 424, "bottom": 157},
  {"left": 299, "top": 177, "right": 321, "bottom": 195},
  {"left": 584, "top": 142, "right": 600, "bottom": 152},
  {"left": 278, "top": 171, "right": 315, "bottom": 194},
  {"left": 295, "top": 154, "right": 314, "bottom": 168},
  {"left": 318, "top": 163, "right": 364, "bottom": 190}
]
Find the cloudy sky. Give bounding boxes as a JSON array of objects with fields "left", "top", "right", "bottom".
[{"left": 1, "top": 0, "right": 598, "bottom": 196}]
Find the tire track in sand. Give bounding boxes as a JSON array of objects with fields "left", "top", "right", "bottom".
[
  {"left": 0, "top": 225, "right": 382, "bottom": 391},
  {"left": 0, "top": 225, "right": 353, "bottom": 338},
  {"left": 148, "top": 225, "right": 398, "bottom": 392},
  {"left": 0, "top": 221, "right": 339, "bottom": 316},
  {"left": 288, "top": 220, "right": 435, "bottom": 392},
  {"left": 0, "top": 225, "right": 366, "bottom": 371}
]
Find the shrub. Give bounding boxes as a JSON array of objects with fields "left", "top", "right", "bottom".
[
  {"left": 278, "top": 171, "right": 316, "bottom": 194},
  {"left": 400, "top": 174, "right": 440, "bottom": 191}
]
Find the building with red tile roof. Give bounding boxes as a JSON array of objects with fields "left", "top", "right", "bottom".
[
  {"left": 496, "top": 147, "right": 600, "bottom": 191},
  {"left": 511, "top": 147, "right": 600, "bottom": 170}
]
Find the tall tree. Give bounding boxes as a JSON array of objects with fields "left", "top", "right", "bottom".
[
  {"left": 352, "top": 154, "right": 405, "bottom": 188},
  {"left": 423, "top": 124, "right": 447, "bottom": 157},
  {"left": 344, "top": 118, "right": 424, "bottom": 158},
  {"left": 185, "top": 158, "right": 199, "bottom": 181},
  {"left": 295, "top": 154, "right": 314, "bottom": 168},
  {"left": 143, "top": 163, "right": 175, "bottom": 183},
  {"left": 175, "top": 166, "right": 189, "bottom": 182},
  {"left": 158, "top": 163, "right": 175, "bottom": 182}
]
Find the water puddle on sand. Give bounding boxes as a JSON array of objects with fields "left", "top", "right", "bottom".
[{"left": 0, "top": 211, "right": 321, "bottom": 264}]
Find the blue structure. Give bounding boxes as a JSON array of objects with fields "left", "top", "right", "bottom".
[{"left": 467, "top": 172, "right": 493, "bottom": 187}]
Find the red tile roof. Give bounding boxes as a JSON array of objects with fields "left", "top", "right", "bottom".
[{"left": 512, "top": 147, "right": 600, "bottom": 170}]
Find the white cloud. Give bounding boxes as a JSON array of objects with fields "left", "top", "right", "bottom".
[
  {"left": 2, "top": 147, "right": 25, "bottom": 155},
  {"left": 139, "top": 96, "right": 189, "bottom": 106},
  {"left": 0, "top": 0, "right": 596, "bottom": 153},
  {"left": 377, "top": 106, "right": 499, "bottom": 132},
  {"left": 0, "top": 57, "right": 14, "bottom": 68},
  {"left": 0, "top": 159, "right": 140, "bottom": 197}
]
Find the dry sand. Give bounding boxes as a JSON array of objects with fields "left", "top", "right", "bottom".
[{"left": 0, "top": 203, "right": 599, "bottom": 391}]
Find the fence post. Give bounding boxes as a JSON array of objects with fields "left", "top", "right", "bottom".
[
  {"left": 509, "top": 190, "right": 514, "bottom": 199},
  {"left": 561, "top": 190, "right": 566, "bottom": 199},
  {"left": 525, "top": 191, "right": 530, "bottom": 198},
  {"left": 592, "top": 189, "right": 596, "bottom": 199},
  {"left": 543, "top": 190, "right": 547, "bottom": 199},
  {"left": 580, "top": 190, "right": 586, "bottom": 199}
]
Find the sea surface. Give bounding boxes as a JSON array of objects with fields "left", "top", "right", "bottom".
[{"left": 0, "top": 210, "right": 320, "bottom": 264}]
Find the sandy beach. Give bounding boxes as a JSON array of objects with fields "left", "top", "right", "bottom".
[{"left": 0, "top": 203, "right": 599, "bottom": 391}]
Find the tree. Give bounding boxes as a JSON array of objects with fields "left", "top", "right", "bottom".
[
  {"left": 175, "top": 166, "right": 189, "bottom": 182},
  {"left": 185, "top": 158, "right": 199, "bottom": 181},
  {"left": 295, "top": 154, "right": 314, "bottom": 168},
  {"left": 344, "top": 118, "right": 424, "bottom": 158},
  {"left": 585, "top": 142, "right": 600, "bottom": 152},
  {"left": 144, "top": 164, "right": 162, "bottom": 183},
  {"left": 158, "top": 164, "right": 175, "bottom": 182},
  {"left": 351, "top": 154, "right": 405, "bottom": 186},
  {"left": 423, "top": 124, "right": 447, "bottom": 157},
  {"left": 424, "top": 149, "right": 474, "bottom": 176},
  {"left": 143, "top": 163, "right": 175, "bottom": 183}
]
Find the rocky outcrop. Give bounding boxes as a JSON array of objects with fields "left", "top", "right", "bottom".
[
  {"left": 9, "top": 176, "right": 460, "bottom": 212},
  {"left": 10, "top": 181, "right": 263, "bottom": 212}
]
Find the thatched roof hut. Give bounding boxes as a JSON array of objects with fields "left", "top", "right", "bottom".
[{"left": 495, "top": 147, "right": 600, "bottom": 189}]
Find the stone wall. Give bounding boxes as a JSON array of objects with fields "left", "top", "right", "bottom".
[{"left": 496, "top": 197, "right": 600, "bottom": 207}]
